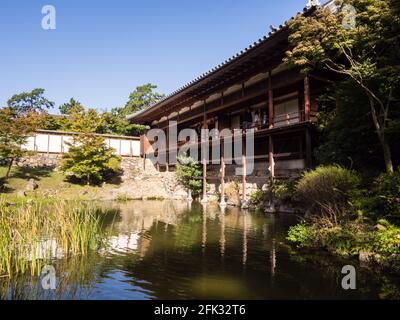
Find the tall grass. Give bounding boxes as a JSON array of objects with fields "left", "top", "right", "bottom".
[{"left": 0, "top": 199, "right": 107, "bottom": 277}]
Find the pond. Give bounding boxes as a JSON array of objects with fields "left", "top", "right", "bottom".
[{"left": 1, "top": 200, "right": 399, "bottom": 300}]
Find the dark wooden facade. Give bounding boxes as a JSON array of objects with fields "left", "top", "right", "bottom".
[{"left": 128, "top": 6, "right": 331, "bottom": 202}]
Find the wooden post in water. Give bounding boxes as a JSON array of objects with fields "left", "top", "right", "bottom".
[
  {"left": 269, "top": 135, "right": 275, "bottom": 182},
  {"left": 242, "top": 138, "right": 247, "bottom": 204},
  {"left": 220, "top": 138, "right": 226, "bottom": 207},
  {"left": 201, "top": 102, "right": 208, "bottom": 203}
]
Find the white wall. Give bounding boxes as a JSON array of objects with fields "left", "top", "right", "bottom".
[{"left": 23, "top": 132, "right": 141, "bottom": 157}]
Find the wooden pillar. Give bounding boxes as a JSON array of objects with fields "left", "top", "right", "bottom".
[
  {"left": 269, "top": 135, "right": 275, "bottom": 182},
  {"left": 220, "top": 138, "right": 226, "bottom": 207},
  {"left": 305, "top": 128, "right": 312, "bottom": 168},
  {"left": 202, "top": 103, "right": 208, "bottom": 202},
  {"left": 165, "top": 125, "right": 169, "bottom": 172},
  {"left": 242, "top": 138, "right": 247, "bottom": 203},
  {"left": 304, "top": 76, "right": 311, "bottom": 121},
  {"left": 268, "top": 71, "right": 274, "bottom": 129}
]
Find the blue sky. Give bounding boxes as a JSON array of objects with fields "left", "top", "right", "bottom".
[{"left": 0, "top": 0, "right": 307, "bottom": 112}]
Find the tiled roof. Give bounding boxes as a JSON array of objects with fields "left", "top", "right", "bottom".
[{"left": 128, "top": 1, "right": 335, "bottom": 121}]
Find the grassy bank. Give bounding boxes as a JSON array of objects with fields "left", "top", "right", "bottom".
[
  {"left": 0, "top": 199, "right": 110, "bottom": 277},
  {"left": 0, "top": 166, "right": 119, "bottom": 201}
]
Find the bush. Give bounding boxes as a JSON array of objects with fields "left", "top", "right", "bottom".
[
  {"left": 175, "top": 156, "right": 202, "bottom": 198},
  {"left": 287, "top": 220, "right": 400, "bottom": 258},
  {"left": 295, "top": 165, "right": 360, "bottom": 223},
  {"left": 60, "top": 134, "right": 121, "bottom": 185},
  {"left": 272, "top": 179, "right": 295, "bottom": 202},
  {"left": 287, "top": 224, "right": 316, "bottom": 248},
  {"left": 250, "top": 189, "right": 263, "bottom": 206}
]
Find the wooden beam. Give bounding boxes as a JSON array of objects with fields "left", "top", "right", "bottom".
[{"left": 268, "top": 71, "right": 274, "bottom": 129}]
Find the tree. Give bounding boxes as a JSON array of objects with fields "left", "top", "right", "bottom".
[
  {"left": 59, "top": 98, "right": 85, "bottom": 115},
  {"left": 102, "top": 109, "right": 146, "bottom": 136},
  {"left": 102, "top": 83, "right": 164, "bottom": 136},
  {"left": 176, "top": 156, "right": 203, "bottom": 198},
  {"left": 0, "top": 89, "right": 54, "bottom": 179},
  {"left": 123, "top": 83, "right": 165, "bottom": 115},
  {"left": 314, "top": 80, "right": 399, "bottom": 174},
  {"left": 69, "top": 108, "right": 107, "bottom": 134},
  {"left": 285, "top": 0, "right": 400, "bottom": 174},
  {"left": 60, "top": 134, "right": 121, "bottom": 185},
  {"left": 7, "top": 88, "right": 54, "bottom": 113}
]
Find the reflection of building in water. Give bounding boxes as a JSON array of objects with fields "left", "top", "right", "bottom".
[
  {"left": 98, "top": 200, "right": 190, "bottom": 257},
  {"left": 242, "top": 213, "right": 248, "bottom": 269},
  {"left": 219, "top": 211, "right": 225, "bottom": 258},
  {"left": 105, "top": 233, "right": 140, "bottom": 254},
  {"left": 202, "top": 204, "right": 207, "bottom": 254}
]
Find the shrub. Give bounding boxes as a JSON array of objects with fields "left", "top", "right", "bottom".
[
  {"left": 175, "top": 156, "right": 202, "bottom": 198},
  {"left": 60, "top": 134, "right": 121, "bottom": 185},
  {"left": 295, "top": 165, "right": 360, "bottom": 223},
  {"left": 370, "top": 224, "right": 400, "bottom": 256},
  {"left": 287, "top": 224, "right": 316, "bottom": 248},
  {"left": 272, "top": 179, "right": 295, "bottom": 202},
  {"left": 288, "top": 220, "right": 400, "bottom": 258},
  {"left": 250, "top": 189, "right": 263, "bottom": 206}
]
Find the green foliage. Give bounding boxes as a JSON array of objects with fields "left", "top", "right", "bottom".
[
  {"left": 314, "top": 81, "right": 392, "bottom": 172},
  {"left": 0, "top": 199, "right": 107, "bottom": 276},
  {"left": 0, "top": 108, "right": 31, "bottom": 162},
  {"left": 250, "top": 189, "right": 263, "bottom": 206},
  {"left": 60, "top": 134, "right": 121, "bottom": 185},
  {"left": 287, "top": 224, "right": 316, "bottom": 248},
  {"left": 59, "top": 98, "right": 85, "bottom": 115},
  {"left": 371, "top": 224, "right": 400, "bottom": 256},
  {"left": 272, "top": 179, "right": 295, "bottom": 202},
  {"left": 295, "top": 165, "right": 360, "bottom": 218},
  {"left": 175, "top": 156, "right": 202, "bottom": 198},
  {"left": 0, "top": 89, "right": 53, "bottom": 179},
  {"left": 285, "top": 0, "right": 400, "bottom": 173},
  {"left": 69, "top": 108, "right": 107, "bottom": 134},
  {"left": 40, "top": 84, "right": 163, "bottom": 137},
  {"left": 287, "top": 221, "right": 400, "bottom": 259},
  {"left": 363, "top": 169, "right": 400, "bottom": 220},
  {"left": 7, "top": 88, "right": 54, "bottom": 113},
  {"left": 101, "top": 83, "right": 164, "bottom": 136},
  {"left": 123, "top": 83, "right": 165, "bottom": 115},
  {"left": 102, "top": 110, "right": 146, "bottom": 136}
]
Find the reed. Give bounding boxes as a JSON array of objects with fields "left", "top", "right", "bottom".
[{"left": 0, "top": 198, "right": 107, "bottom": 277}]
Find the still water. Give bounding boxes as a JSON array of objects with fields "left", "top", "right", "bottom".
[{"left": 1, "top": 200, "right": 400, "bottom": 300}]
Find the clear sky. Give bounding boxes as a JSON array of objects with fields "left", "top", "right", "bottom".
[{"left": 0, "top": 0, "right": 308, "bottom": 112}]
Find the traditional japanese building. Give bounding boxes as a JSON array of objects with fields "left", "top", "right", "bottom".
[{"left": 128, "top": 1, "right": 335, "bottom": 203}]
